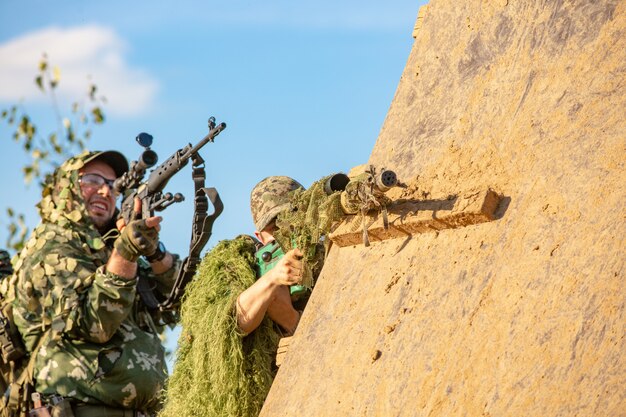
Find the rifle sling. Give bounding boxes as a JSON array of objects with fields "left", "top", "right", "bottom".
[{"left": 137, "top": 153, "right": 223, "bottom": 312}]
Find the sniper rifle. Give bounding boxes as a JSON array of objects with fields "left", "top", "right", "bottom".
[{"left": 256, "top": 167, "right": 398, "bottom": 297}]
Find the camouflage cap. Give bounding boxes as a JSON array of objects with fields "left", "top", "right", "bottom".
[{"left": 250, "top": 176, "right": 303, "bottom": 231}]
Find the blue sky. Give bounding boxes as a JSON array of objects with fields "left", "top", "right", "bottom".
[{"left": 0, "top": 0, "right": 425, "bottom": 364}]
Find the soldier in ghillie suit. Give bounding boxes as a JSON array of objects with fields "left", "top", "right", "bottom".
[
  {"left": 1, "top": 150, "right": 180, "bottom": 416},
  {"left": 236, "top": 176, "right": 306, "bottom": 337},
  {"left": 162, "top": 169, "right": 396, "bottom": 417},
  {"left": 162, "top": 175, "right": 346, "bottom": 417}
]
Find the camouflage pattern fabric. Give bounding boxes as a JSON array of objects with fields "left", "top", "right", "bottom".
[
  {"left": 0, "top": 151, "right": 180, "bottom": 413},
  {"left": 250, "top": 176, "right": 303, "bottom": 231}
]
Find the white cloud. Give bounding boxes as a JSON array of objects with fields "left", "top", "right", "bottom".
[{"left": 0, "top": 25, "right": 158, "bottom": 116}]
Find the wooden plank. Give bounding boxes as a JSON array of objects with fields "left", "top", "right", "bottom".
[
  {"left": 275, "top": 336, "right": 293, "bottom": 367},
  {"left": 329, "top": 189, "right": 501, "bottom": 247}
]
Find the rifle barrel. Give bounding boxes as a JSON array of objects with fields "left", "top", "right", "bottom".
[{"left": 187, "top": 122, "right": 227, "bottom": 157}]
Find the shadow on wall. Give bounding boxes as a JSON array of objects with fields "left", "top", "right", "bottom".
[
  {"left": 391, "top": 193, "right": 511, "bottom": 254},
  {"left": 494, "top": 196, "right": 511, "bottom": 220}
]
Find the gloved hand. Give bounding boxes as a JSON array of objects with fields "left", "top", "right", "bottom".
[{"left": 114, "top": 219, "right": 159, "bottom": 262}]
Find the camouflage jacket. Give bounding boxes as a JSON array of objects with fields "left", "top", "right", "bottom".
[{"left": 2, "top": 152, "right": 180, "bottom": 413}]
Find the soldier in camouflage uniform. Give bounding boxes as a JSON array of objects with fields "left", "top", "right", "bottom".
[
  {"left": 161, "top": 176, "right": 306, "bottom": 417},
  {"left": 236, "top": 176, "right": 305, "bottom": 336},
  {"left": 2, "top": 150, "right": 180, "bottom": 416}
]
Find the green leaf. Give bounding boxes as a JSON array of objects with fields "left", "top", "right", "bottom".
[
  {"left": 35, "top": 75, "right": 44, "bottom": 91},
  {"left": 66, "top": 126, "right": 75, "bottom": 142},
  {"left": 91, "top": 107, "right": 104, "bottom": 123}
]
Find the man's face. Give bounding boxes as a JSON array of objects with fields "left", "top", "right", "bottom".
[
  {"left": 78, "top": 160, "right": 118, "bottom": 229},
  {"left": 254, "top": 220, "right": 277, "bottom": 246}
]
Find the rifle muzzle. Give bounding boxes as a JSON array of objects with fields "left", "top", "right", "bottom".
[
  {"left": 339, "top": 168, "right": 398, "bottom": 215},
  {"left": 375, "top": 170, "right": 397, "bottom": 192}
]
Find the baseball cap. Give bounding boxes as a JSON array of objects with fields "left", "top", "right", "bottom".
[{"left": 84, "top": 150, "right": 129, "bottom": 178}]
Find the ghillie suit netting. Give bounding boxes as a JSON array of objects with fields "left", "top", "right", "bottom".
[
  {"left": 273, "top": 174, "right": 346, "bottom": 289},
  {"left": 161, "top": 175, "right": 352, "bottom": 417},
  {"left": 160, "top": 236, "right": 278, "bottom": 417},
  {"left": 160, "top": 171, "right": 396, "bottom": 417}
]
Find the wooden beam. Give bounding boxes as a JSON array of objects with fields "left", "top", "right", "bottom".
[
  {"left": 329, "top": 189, "right": 502, "bottom": 247},
  {"left": 276, "top": 336, "right": 293, "bottom": 367}
]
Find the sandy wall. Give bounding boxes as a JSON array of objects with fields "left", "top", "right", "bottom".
[{"left": 260, "top": 1, "right": 625, "bottom": 415}]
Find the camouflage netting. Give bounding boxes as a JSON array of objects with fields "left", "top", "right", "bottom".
[
  {"left": 160, "top": 236, "right": 278, "bottom": 417},
  {"left": 273, "top": 175, "right": 345, "bottom": 289},
  {"left": 340, "top": 171, "right": 393, "bottom": 247}
]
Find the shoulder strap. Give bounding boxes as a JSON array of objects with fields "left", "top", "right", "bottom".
[{"left": 138, "top": 153, "right": 223, "bottom": 313}]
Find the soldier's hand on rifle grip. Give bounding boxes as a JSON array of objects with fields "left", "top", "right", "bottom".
[
  {"left": 114, "top": 198, "right": 162, "bottom": 262},
  {"left": 267, "top": 248, "right": 304, "bottom": 287}
]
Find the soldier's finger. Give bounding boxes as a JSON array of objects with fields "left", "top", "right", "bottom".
[
  {"left": 145, "top": 216, "right": 163, "bottom": 230},
  {"left": 132, "top": 197, "right": 142, "bottom": 221},
  {"left": 284, "top": 258, "right": 301, "bottom": 273},
  {"left": 116, "top": 217, "right": 126, "bottom": 231}
]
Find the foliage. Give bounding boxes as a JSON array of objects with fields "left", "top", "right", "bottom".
[{"left": 1, "top": 54, "right": 107, "bottom": 251}]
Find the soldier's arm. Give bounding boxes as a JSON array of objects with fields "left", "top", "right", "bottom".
[
  {"left": 12, "top": 242, "right": 137, "bottom": 345},
  {"left": 266, "top": 286, "right": 300, "bottom": 335},
  {"left": 73, "top": 262, "right": 137, "bottom": 343},
  {"left": 236, "top": 249, "right": 302, "bottom": 335}
]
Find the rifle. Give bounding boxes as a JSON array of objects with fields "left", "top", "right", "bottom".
[
  {"left": 114, "top": 117, "right": 226, "bottom": 314},
  {"left": 256, "top": 167, "right": 398, "bottom": 298}
]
